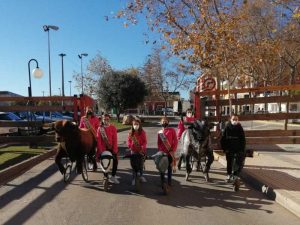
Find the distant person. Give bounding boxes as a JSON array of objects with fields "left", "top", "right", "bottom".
[
  {"left": 177, "top": 108, "right": 196, "bottom": 169},
  {"left": 96, "top": 114, "right": 119, "bottom": 184},
  {"left": 220, "top": 114, "right": 246, "bottom": 182},
  {"left": 127, "top": 117, "right": 147, "bottom": 185},
  {"left": 157, "top": 116, "right": 178, "bottom": 189}
]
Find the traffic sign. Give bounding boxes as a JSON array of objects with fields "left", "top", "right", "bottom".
[{"left": 202, "top": 77, "right": 216, "bottom": 91}]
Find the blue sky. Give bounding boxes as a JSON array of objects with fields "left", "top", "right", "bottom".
[{"left": 0, "top": 0, "right": 189, "bottom": 98}]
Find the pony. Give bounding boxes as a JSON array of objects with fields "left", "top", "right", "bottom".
[
  {"left": 52, "top": 120, "right": 97, "bottom": 175},
  {"left": 179, "top": 120, "right": 214, "bottom": 181}
]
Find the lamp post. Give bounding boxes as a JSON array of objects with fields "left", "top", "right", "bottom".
[
  {"left": 68, "top": 80, "right": 72, "bottom": 96},
  {"left": 78, "top": 53, "right": 88, "bottom": 94},
  {"left": 58, "top": 88, "right": 61, "bottom": 96},
  {"left": 59, "top": 53, "right": 66, "bottom": 96},
  {"left": 43, "top": 25, "right": 59, "bottom": 96},
  {"left": 28, "top": 59, "right": 43, "bottom": 97}
]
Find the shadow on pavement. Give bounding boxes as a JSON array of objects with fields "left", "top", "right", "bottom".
[
  {"left": 0, "top": 152, "right": 42, "bottom": 171},
  {"left": 81, "top": 167, "right": 274, "bottom": 215},
  {"left": 1, "top": 162, "right": 73, "bottom": 225}
]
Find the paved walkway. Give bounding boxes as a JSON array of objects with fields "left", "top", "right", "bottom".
[
  {"left": 1, "top": 123, "right": 300, "bottom": 219},
  {"left": 214, "top": 144, "right": 300, "bottom": 218}
]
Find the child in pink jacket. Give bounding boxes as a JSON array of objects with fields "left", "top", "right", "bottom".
[
  {"left": 157, "top": 116, "right": 178, "bottom": 188},
  {"left": 127, "top": 117, "right": 147, "bottom": 185},
  {"left": 79, "top": 106, "right": 100, "bottom": 135},
  {"left": 96, "top": 114, "right": 119, "bottom": 184}
]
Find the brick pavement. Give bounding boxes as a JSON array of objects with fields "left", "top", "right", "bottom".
[{"left": 214, "top": 147, "right": 300, "bottom": 218}]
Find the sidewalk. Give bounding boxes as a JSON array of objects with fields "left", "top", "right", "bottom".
[{"left": 214, "top": 144, "right": 300, "bottom": 218}]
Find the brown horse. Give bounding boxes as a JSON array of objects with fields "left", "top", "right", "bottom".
[{"left": 52, "top": 120, "right": 97, "bottom": 174}]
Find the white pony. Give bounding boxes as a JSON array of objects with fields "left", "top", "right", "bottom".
[{"left": 179, "top": 120, "right": 214, "bottom": 181}]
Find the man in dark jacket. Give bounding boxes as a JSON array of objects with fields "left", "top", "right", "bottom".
[{"left": 221, "top": 114, "right": 246, "bottom": 181}]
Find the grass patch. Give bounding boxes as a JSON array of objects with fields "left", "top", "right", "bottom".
[
  {"left": 110, "top": 119, "right": 157, "bottom": 129},
  {"left": 110, "top": 119, "right": 131, "bottom": 130},
  {"left": 0, "top": 144, "right": 56, "bottom": 171}
]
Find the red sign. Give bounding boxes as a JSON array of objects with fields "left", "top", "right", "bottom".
[{"left": 202, "top": 77, "right": 216, "bottom": 91}]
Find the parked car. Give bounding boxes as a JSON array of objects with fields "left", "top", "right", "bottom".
[
  {"left": 14, "top": 111, "right": 53, "bottom": 123},
  {"left": 0, "top": 112, "right": 23, "bottom": 121},
  {"left": 55, "top": 111, "right": 73, "bottom": 121},
  {"left": 0, "top": 112, "right": 29, "bottom": 135},
  {"left": 158, "top": 108, "right": 174, "bottom": 116},
  {"left": 36, "top": 111, "right": 73, "bottom": 121}
]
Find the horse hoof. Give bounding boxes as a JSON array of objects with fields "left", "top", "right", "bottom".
[
  {"left": 204, "top": 173, "right": 209, "bottom": 182},
  {"left": 185, "top": 173, "right": 189, "bottom": 181},
  {"left": 162, "top": 183, "right": 169, "bottom": 195},
  {"left": 233, "top": 178, "right": 240, "bottom": 191}
]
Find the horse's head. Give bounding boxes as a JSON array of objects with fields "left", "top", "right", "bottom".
[
  {"left": 53, "top": 120, "right": 78, "bottom": 142},
  {"left": 190, "top": 119, "right": 210, "bottom": 143}
]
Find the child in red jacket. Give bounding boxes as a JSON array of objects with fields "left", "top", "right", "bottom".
[
  {"left": 96, "top": 114, "right": 119, "bottom": 184},
  {"left": 127, "top": 117, "right": 147, "bottom": 185},
  {"left": 157, "top": 116, "right": 178, "bottom": 189},
  {"left": 79, "top": 106, "right": 100, "bottom": 135}
]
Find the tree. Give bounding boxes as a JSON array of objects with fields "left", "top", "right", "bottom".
[
  {"left": 119, "top": 0, "right": 300, "bottom": 116},
  {"left": 73, "top": 52, "right": 112, "bottom": 97},
  {"left": 97, "top": 70, "right": 147, "bottom": 122},
  {"left": 141, "top": 48, "right": 196, "bottom": 113},
  {"left": 119, "top": 0, "right": 300, "bottom": 81}
]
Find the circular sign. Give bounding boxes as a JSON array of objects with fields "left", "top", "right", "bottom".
[{"left": 202, "top": 77, "right": 216, "bottom": 91}]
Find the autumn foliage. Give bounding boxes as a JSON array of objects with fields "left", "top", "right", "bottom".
[{"left": 119, "top": 0, "right": 300, "bottom": 88}]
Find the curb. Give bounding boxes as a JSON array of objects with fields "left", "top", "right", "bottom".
[
  {"left": 213, "top": 151, "right": 300, "bottom": 219},
  {"left": 0, "top": 148, "right": 57, "bottom": 186}
]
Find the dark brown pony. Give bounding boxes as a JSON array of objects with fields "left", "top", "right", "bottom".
[{"left": 53, "top": 120, "right": 97, "bottom": 174}]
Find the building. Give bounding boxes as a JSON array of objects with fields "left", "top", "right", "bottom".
[
  {"left": 0, "top": 91, "right": 23, "bottom": 106},
  {"left": 124, "top": 91, "right": 181, "bottom": 115}
]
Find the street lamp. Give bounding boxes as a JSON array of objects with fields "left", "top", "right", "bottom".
[
  {"left": 28, "top": 59, "right": 43, "bottom": 97},
  {"left": 43, "top": 25, "right": 59, "bottom": 96},
  {"left": 68, "top": 80, "right": 72, "bottom": 96},
  {"left": 59, "top": 53, "right": 66, "bottom": 96},
  {"left": 58, "top": 88, "right": 61, "bottom": 96},
  {"left": 78, "top": 53, "right": 88, "bottom": 94}
]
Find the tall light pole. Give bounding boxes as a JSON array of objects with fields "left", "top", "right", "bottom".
[
  {"left": 68, "top": 80, "right": 72, "bottom": 96},
  {"left": 78, "top": 53, "right": 88, "bottom": 95},
  {"left": 28, "top": 59, "right": 43, "bottom": 97},
  {"left": 43, "top": 25, "right": 59, "bottom": 96},
  {"left": 59, "top": 53, "right": 66, "bottom": 96}
]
